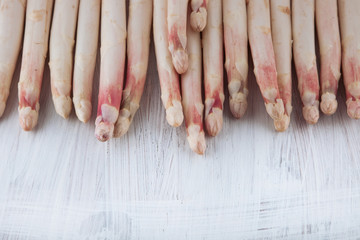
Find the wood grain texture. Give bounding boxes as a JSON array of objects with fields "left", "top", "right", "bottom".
[{"left": 0, "top": 31, "right": 360, "bottom": 240}]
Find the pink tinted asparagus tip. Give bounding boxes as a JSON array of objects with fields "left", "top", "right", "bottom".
[
  {"left": 190, "top": 7, "right": 207, "bottom": 32},
  {"left": 95, "top": 120, "right": 114, "bottom": 142},
  {"left": 95, "top": 104, "right": 119, "bottom": 142},
  {"left": 187, "top": 124, "right": 206, "bottom": 155},
  {"left": 19, "top": 107, "right": 39, "bottom": 131},
  {"left": 346, "top": 98, "right": 360, "bottom": 119},
  {"left": 320, "top": 92, "right": 338, "bottom": 115},
  {"left": 166, "top": 100, "right": 184, "bottom": 127},
  {"left": 172, "top": 49, "right": 189, "bottom": 74}
]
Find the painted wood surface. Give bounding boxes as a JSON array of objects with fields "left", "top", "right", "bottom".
[{"left": 0, "top": 33, "right": 360, "bottom": 239}]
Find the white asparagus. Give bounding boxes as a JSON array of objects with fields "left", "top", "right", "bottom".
[
  {"left": 167, "top": 0, "right": 189, "bottom": 74},
  {"left": 49, "top": 0, "right": 79, "bottom": 119},
  {"left": 153, "top": 0, "right": 184, "bottom": 127},
  {"left": 18, "top": 0, "right": 54, "bottom": 131},
  {"left": 316, "top": 0, "right": 341, "bottom": 115},
  {"left": 338, "top": 0, "right": 360, "bottom": 119},
  {"left": 95, "top": 0, "right": 126, "bottom": 141},
  {"left": 292, "top": 0, "right": 320, "bottom": 124},
  {"left": 248, "top": 0, "right": 289, "bottom": 131},
  {"left": 0, "top": 0, "right": 26, "bottom": 117},
  {"left": 223, "top": 0, "right": 248, "bottom": 119},
  {"left": 270, "top": 0, "right": 292, "bottom": 125},
  {"left": 202, "top": 0, "right": 224, "bottom": 136},
  {"left": 190, "top": 0, "right": 207, "bottom": 32},
  {"left": 181, "top": 14, "right": 206, "bottom": 155},
  {"left": 73, "top": 0, "right": 101, "bottom": 123},
  {"left": 113, "top": 0, "right": 153, "bottom": 138}
]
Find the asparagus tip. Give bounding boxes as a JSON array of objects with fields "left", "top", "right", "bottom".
[
  {"left": 166, "top": 100, "right": 184, "bottom": 127},
  {"left": 53, "top": 95, "right": 72, "bottom": 119},
  {"left": 205, "top": 108, "right": 223, "bottom": 137},
  {"left": 74, "top": 98, "right": 92, "bottom": 123},
  {"left": 303, "top": 105, "right": 319, "bottom": 124},
  {"left": 190, "top": 7, "right": 207, "bottom": 32},
  {"left": 229, "top": 93, "right": 248, "bottom": 119},
  {"left": 320, "top": 93, "right": 337, "bottom": 115},
  {"left": 19, "top": 107, "right": 38, "bottom": 131},
  {"left": 172, "top": 49, "right": 189, "bottom": 74},
  {"left": 187, "top": 124, "right": 206, "bottom": 155},
  {"left": 95, "top": 120, "right": 114, "bottom": 142},
  {"left": 346, "top": 98, "right": 360, "bottom": 119}
]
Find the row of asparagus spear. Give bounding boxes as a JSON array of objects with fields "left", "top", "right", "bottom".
[{"left": 0, "top": 0, "right": 359, "bottom": 154}]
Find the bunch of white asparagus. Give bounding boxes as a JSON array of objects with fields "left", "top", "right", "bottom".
[{"left": 0, "top": 0, "right": 359, "bottom": 154}]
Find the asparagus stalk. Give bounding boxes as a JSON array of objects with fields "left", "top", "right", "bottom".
[
  {"left": 167, "top": 0, "right": 189, "bottom": 74},
  {"left": 316, "top": 0, "right": 341, "bottom": 115},
  {"left": 73, "top": 0, "right": 101, "bottom": 123},
  {"left": 0, "top": 0, "right": 26, "bottom": 117},
  {"left": 248, "top": 0, "right": 289, "bottom": 131},
  {"left": 202, "top": 0, "right": 224, "bottom": 136},
  {"left": 95, "top": 0, "right": 126, "bottom": 141},
  {"left": 49, "top": 0, "right": 79, "bottom": 119},
  {"left": 338, "top": 0, "right": 360, "bottom": 119},
  {"left": 223, "top": 0, "right": 248, "bottom": 119},
  {"left": 292, "top": 0, "right": 320, "bottom": 124},
  {"left": 113, "top": 0, "right": 153, "bottom": 138},
  {"left": 153, "top": 0, "right": 184, "bottom": 127},
  {"left": 190, "top": 0, "right": 207, "bottom": 32},
  {"left": 182, "top": 13, "right": 206, "bottom": 155},
  {"left": 18, "top": 0, "right": 54, "bottom": 131},
  {"left": 270, "top": 0, "right": 292, "bottom": 126}
]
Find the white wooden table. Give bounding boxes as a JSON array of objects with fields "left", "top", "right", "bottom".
[{"left": 0, "top": 39, "right": 360, "bottom": 239}]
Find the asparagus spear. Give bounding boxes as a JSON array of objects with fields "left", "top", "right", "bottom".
[
  {"left": 18, "top": 0, "right": 54, "bottom": 131},
  {"left": 73, "top": 0, "right": 101, "bottom": 123},
  {"left": 49, "top": 0, "right": 80, "bottom": 119},
  {"left": 167, "top": 0, "right": 189, "bottom": 74},
  {"left": 223, "top": 0, "right": 249, "bottom": 119},
  {"left": 338, "top": 0, "right": 360, "bottom": 119},
  {"left": 153, "top": 0, "right": 184, "bottom": 127},
  {"left": 113, "top": 0, "right": 153, "bottom": 138},
  {"left": 292, "top": 0, "right": 320, "bottom": 124},
  {"left": 202, "top": 0, "right": 224, "bottom": 136},
  {"left": 0, "top": 0, "right": 26, "bottom": 117},
  {"left": 182, "top": 12, "right": 206, "bottom": 155},
  {"left": 95, "top": 0, "right": 126, "bottom": 141},
  {"left": 270, "top": 0, "right": 292, "bottom": 127},
  {"left": 316, "top": 0, "right": 341, "bottom": 115},
  {"left": 190, "top": 0, "right": 207, "bottom": 32},
  {"left": 248, "top": 0, "right": 289, "bottom": 131}
]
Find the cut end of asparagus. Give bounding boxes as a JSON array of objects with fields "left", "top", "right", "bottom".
[
  {"left": 172, "top": 49, "right": 189, "bottom": 74},
  {"left": 190, "top": 7, "right": 207, "bottom": 32},
  {"left": 95, "top": 119, "right": 114, "bottom": 142},
  {"left": 229, "top": 92, "right": 248, "bottom": 119},
  {"left": 166, "top": 100, "right": 184, "bottom": 127},
  {"left": 53, "top": 95, "right": 72, "bottom": 119},
  {"left": 113, "top": 108, "right": 132, "bottom": 138},
  {"left": 274, "top": 114, "right": 290, "bottom": 132},
  {"left": 187, "top": 124, "right": 206, "bottom": 155},
  {"left": 346, "top": 98, "right": 360, "bottom": 119},
  {"left": 205, "top": 108, "right": 223, "bottom": 137},
  {"left": 0, "top": 100, "right": 5, "bottom": 118},
  {"left": 19, "top": 107, "right": 39, "bottom": 131},
  {"left": 74, "top": 98, "right": 92, "bottom": 123},
  {"left": 303, "top": 105, "right": 320, "bottom": 124},
  {"left": 320, "top": 93, "right": 337, "bottom": 115}
]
